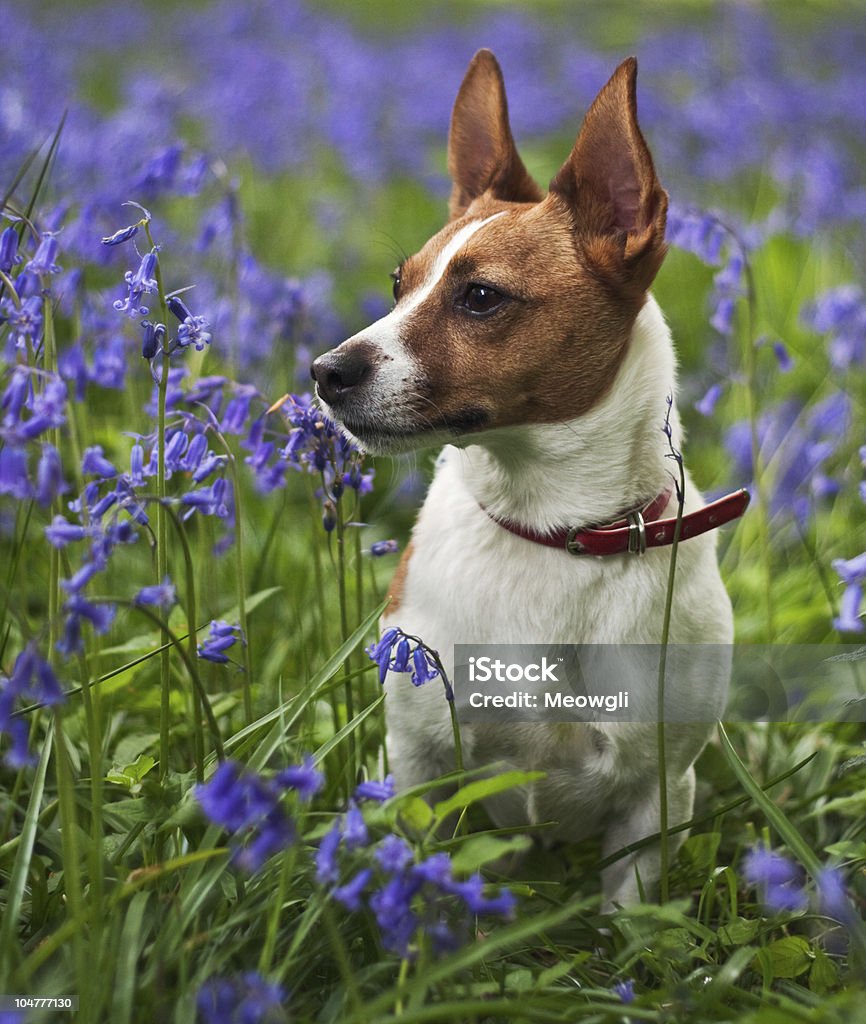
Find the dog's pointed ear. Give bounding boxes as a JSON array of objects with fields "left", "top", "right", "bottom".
[
  {"left": 447, "top": 49, "right": 542, "bottom": 220},
  {"left": 549, "top": 57, "right": 668, "bottom": 294}
]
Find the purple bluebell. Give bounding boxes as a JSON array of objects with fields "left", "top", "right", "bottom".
[
  {"left": 316, "top": 821, "right": 342, "bottom": 886},
  {"left": 370, "top": 539, "right": 399, "bottom": 557},
  {"left": 375, "top": 835, "right": 414, "bottom": 874},
  {"left": 2, "top": 368, "right": 31, "bottom": 426},
  {"left": 25, "top": 233, "right": 62, "bottom": 276},
  {"left": 45, "top": 515, "right": 88, "bottom": 548},
  {"left": 196, "top": 971, "right": 286, "bottom": 1024},
  {"left": 392, "top": 638, "right": 411, "bottom": 673},
  {"left": 333, "top": 868, "right": 373, "bottom": 912},
  {"left": 133, "top": 577, "right": 176, "bottom": 609},
  {"left": 613, "top": 980, "right": 635, "bottom": 1004},
  {"left": 35, "top": 443, "right": 67, "bottom": 506},
  {"left": 64, "top": 595, "right": 116, "bottom": 635},
  {"left": 342, "top": 805, "right": 369, "bottom": 849},
  {"left": 81, "top": 445, "right": 117, "bottom": 478},
  {"left": 234, "top": 809, "right": 295, "bottom": 872},
  {"left": 276, "top": 756, "right": 324, "bottom": 801},
  {"left": 354, "top": 775, "right": 395, "bottom": 803},
  {"left": 446, "top": 874, "right": 516, "bottom": 917},
  {"left": 772, "top": 340, "right": 793, "bottom": 371},
  {"left": 743, "top": 845, "right": 808, "bottom": 913},
  {"left": 195, "top": 760, "right": 300, "bottom": 871},
  {"left": 101, "top": 224, "right": 139, "bottom": 247},
  {"left": 816, "top": 867, "right": 854, "bottom": 923},
  {"left": 197, "top": 620, "right": 245, "bottom": 664},
  {"left": 0, "top": 226, "right": 23, "bottom": 273},
  {"left": 114, "top": 248, "right": 158, "bottom": 318},
  {"left": 694, "top": 384, "right": 722, "bottom": 418},
  {"left": 140, "top": 320, "right": 165, "bottom": 360},
  {"left": 411, "top": 646, "right": 441, "bottom": 689},
  {"left": 0, "top": 447, "right": 30, "bottom": 500},
  {"left": 1, "top": 295, "right": 43, "bottom": 351}
]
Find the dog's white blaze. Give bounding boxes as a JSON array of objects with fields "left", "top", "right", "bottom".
[{"left": 357, "top": 211, "right": 507, "bottom": 404}]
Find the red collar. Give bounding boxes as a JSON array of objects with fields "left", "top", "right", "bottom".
[{"left": 482, "top": 485, "right": 750, "bottom": 557}]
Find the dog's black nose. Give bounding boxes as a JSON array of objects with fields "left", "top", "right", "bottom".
[{"left": 311, "top": 345, "right": 374, "bottom": 405}]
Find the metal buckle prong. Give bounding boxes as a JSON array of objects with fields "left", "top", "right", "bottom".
[
  {"left": 627, "top": 510, "right": 647, "bottom": 555},
  {"left": 565, "top": 526, "right": 584, "bottom": 555}
]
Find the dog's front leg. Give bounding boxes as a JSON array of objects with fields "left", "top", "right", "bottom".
[{"left": 599, "top": 767, "right": 696, "bottom": 910}]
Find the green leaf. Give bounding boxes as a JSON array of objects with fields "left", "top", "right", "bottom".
[
  {"left": 809, "top": 948, "right": 838, "bottom": 994},
  {"left": 718, "top": 916, "right": 760, "bottom": 946},
  {"left": 433, "top": 770, "right": 545, "bottom": 822},
  {"left": 762, "top": 936, "right": 813, "bottom": 979},
  {"left": 106, "top": 754, "right": 156, "bottom": 793},
  {"left": 449, "top": 834, "right": 532, "bottom": 875},
  {"left": 0, "top": 722, "right": 53, "bottom": 977},
  {"left": 717, "top": 722, "right": 823, "bottom": 877},
  {"left": 396, "top": 796, "right": 434, "bottom": 833}
]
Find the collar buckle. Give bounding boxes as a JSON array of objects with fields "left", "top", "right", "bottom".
[{"left": 626, "top": 510, "right": 647, "bottom": 555}]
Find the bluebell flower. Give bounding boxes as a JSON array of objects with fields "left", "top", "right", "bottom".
[
  {"left": 25, "top": 233, "right": 62, "bottom": 276},
  {"left": 743, "top": 845, "right": 808, "bottom": 913},
  {"left": 411, "top": 646, "right": 441, "bottom": 689},
  {"left": 276, "top": 756, "right": 324, "bottom": 801},
  {"left": 1, "top": 645, "right": 64, "bottom": 765},
  {"left": 392, "top": 638, "right": 411, "bottom": 673},
  {"left": 342, "top": 805, "right": 369, "bottom": 849},
  {"left": 101, "top": 224, "right": 139, "bottom": 247},
  {"left": 133, "top": 577, "right": 176, "bottom": 609},
  {"left": 772, "top": 340, "right": 793, "bottom": 371},
  {"left": 333, "top": 868, "right": 373, "bottom": 911},
  {"left": 114, "top": 248, "right": 158, "bottom": 318},
  {"left": 81, "top": 445, "right": 117, "bottom": 478},
  {"left": 613, "top": 979, "right": 635, "bottom": 1004},
  {"left": 694, "top": 383, "right": 722, "bottom": 417},
  {"left": 35, "top": 443, "right": 67, "bottom": 506},
  {"left": 816, "top": 867, "right": 855, "bottom": 923},
  {"left": 2, "top": 368, "right": 31, "bottom": 427},
  {"left": 1, "top": 295, "right": 43, "bottom": 351},
  {"left": 197, "top": 620, "right": 245, "bottom": 664},
  {"left": 316, "top": 821, "right": 342, "bottom": 885},
  {"left": 64, "top": 595, "right": 116, "bottom": 636},
  {"left": 196, "top": 971, "right": 287, "bottom": 1024},
  {"left": 0, "top": 447, "right": 30, "bottom": 499},
  {"left": 354, "top": 775, "right": 395, "bottom": 803},
  {"left": 370, "top": 539, "right": 399, "bottom": 557},
  {"left": 140, "top": 320, "right": 165, "bottom": 360},
  {"left": 833, "top": 578, "right": 863, "bottom": 634},
  {"left": 196, "top": 761, "right": 271, "bottom": 832},
  {"left": 0, "top": 226, "right": 23, "bottom": 273},
  {"left": 45, "top": 515, "right": 88, "bottom": 548},
  {"left": 375, "top": 835, "right": 414, "bottom": 873},
  {"left": 233, "top": 809, "right": 295, "bottom": 873},
  {"left": 801, "top": 284, "right": 866, "bottom": 370}
]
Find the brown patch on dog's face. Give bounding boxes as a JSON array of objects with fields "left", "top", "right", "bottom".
[{"left": 393, "top": 195, "right": 642, "bottom": 435}]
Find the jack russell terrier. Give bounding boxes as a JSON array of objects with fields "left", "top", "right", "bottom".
[{"left": 312, "top": 51, "right": 748, "bottom": 905}]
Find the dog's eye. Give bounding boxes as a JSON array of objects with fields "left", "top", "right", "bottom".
[
  {"left": 461, "top": 283, "right": 506, "bottom": 316},
  {"left": 390, "top": 269, "right": 402, "bottom": 303}
]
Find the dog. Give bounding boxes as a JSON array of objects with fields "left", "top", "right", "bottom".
[{"left": 311, "top": 50, "right": 747, "bottom": 906}]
